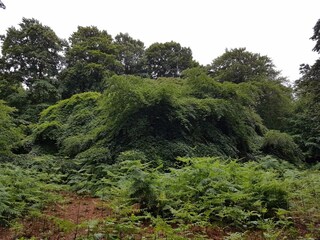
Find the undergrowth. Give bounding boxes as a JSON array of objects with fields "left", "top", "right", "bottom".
[
  {"left": 1, "top": 154, "right": 319, "bottom": 239},
  {"left": 0, "top": 156, "right": 65, "bottom": 227},
  {"left": 65, "top": 155, "right": 320, "bottom": 239}
]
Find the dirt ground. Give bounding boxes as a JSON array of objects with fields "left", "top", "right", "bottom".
[{"left": 0, "top": 192, "right": 108, "bottom": 240}]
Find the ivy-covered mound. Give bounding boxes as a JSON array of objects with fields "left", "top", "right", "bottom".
[{"left": 33, "top": 74, "right": 268, "bottom": 165}]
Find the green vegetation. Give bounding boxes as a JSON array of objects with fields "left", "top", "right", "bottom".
[
  {"left": 0, "top": 17, "right": 319, "bottom": 239},
  {"left": 0, "top": 157, "right": 64, "bottom": 227},
  {"left": 0, "top": 101, "right": 23, "bottom": 158}
]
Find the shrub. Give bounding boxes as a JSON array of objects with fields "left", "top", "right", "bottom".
[
  {"left": 0, "top": 101, "right": 23, "bottom": 157},
  {"left": 33, "top": 121, "right": 61, "bottom": 145},
  {"left": 261, "top": 130, "right": 304, "bottom": 164},
  {"left": 116, "top": 150, "right": 147, "bottom": 163},
  {"left": 75, "top": 146, "right": 112, "bottom": 164}
]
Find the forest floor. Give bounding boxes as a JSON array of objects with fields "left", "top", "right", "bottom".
[
  {"left": 0, "top": 191, "right": 318, "bottom": 240},
  {"left": 0, "top": 191, "right": 241, "bottom": 239},
  {"left": 0, "top": 192, "right": 108, "bottom": 240}
]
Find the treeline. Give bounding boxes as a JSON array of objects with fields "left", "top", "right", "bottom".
[{"left": 0, "top": 17, "right": 319, "bottom": 164}]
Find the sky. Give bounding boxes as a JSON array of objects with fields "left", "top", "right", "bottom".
[{"left": 0, "top": 0, "right": 319, "bottom": 82}]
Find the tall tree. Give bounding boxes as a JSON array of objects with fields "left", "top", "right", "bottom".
[
  {"left": 297, "top": 18, "right": 320, "bottom": 102},
  {"left": 207, "top": 48, "right": 292, "bottom": 131},
  {"left": 0, "top": 18, "right": 64, "bottom": 122},
  {"left": 1, "top": 18, "right": 65, "bottom": 91},
  {"left": 145, "top": 41, "right": 197, "bottom": 78},
  {"left": 60, "top": 26, "right": 122, "bottom": 98},
  {"left": 311, "top": 19, "right": 320, "bottom": 53},
  {"left": 244, "top": 81, "right": 293, "bottom": 130},
  {"left": 208, "top": 48, "right": 282, "bottom": 83},
  {"left": 292, "top": 19, "right": 320, "bottom": 162},
  {"left": 115, "top": 32, "right": 145, "bottom": 75}
]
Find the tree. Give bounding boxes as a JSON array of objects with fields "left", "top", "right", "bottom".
[
  {"left": 311, "top": 18, "right": 320, "bottom": 53},
  {"left": 60, "top": 26, "right": 122, "bottom": 98},
  {"left": 115, "top": 32, "right": 145, "bottom": 75},
  {"left": 207, "top": 48, "right": 292, "bottom": 131},
  {"left": 208, "top": 48, "right": 282, "bottom": 83},
  {"left": 297, "top": 17, "right": 320, "bottom": 103},
  {"left": 0, "top": 72, "right": 28, "bottom": 112},
  {"left": 1, "top": 18, "right": 65, "bottom": 91},
  {"left": 240, "top": 81, "right": 293, "bottom": 130},
  {"left": 261, "top": 130, "right": 303, "bottom": 164},
  {"left": 145, "top": 41, "right": 197, "bottom": 78},
  {"left": 0, "top": 18, "right": 64, "bottom": 122},
  {"left": 291, "top": 19, "right": 320, "bottom": 163}
]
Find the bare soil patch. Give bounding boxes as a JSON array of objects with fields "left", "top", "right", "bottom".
[{"left": 0, "top": 192, "right": 108, "bottom": 240}]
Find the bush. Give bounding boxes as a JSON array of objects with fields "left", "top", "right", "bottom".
[
  {"left": 116, "top": 150, "right": 147, "bottom": 163},
  {"left": 160, "top": 158, "right": 289, "bottom": 226},
  {"left": 0, "top": 101, "right": 23, "bottom": 156},
  {"left": 32, "top": 92, "right": 101, "bottom": 156},
  {"left": 261, "top": 130, "right": 304, "bottom": 164},
  {"left": 75, "top": 146, "right": 112, "bottom": 164},
  {"left": 33, "top": 121, "right": 61, "bottom": 145},
  {"left": 83, "top": 157, "right": 290, "bottom": 228}
]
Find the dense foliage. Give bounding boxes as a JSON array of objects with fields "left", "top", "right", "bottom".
[
  {"left": 0, "top": 161, "right": 62, "bottom": 227},
  {"left": 0, "top": 101, "right": 22, "bottom": 157},
  {"left": 208, "top": 48, "right": 282, "bottom": 83},
  {"left": 0, "top": 17, "right": 319, "bottom": 239},
  {"left": 33, "top": 74, "right": 266, "bottom": 164},
  {"left": 290, "top": 19, "right": 320, "bottom": 163}
]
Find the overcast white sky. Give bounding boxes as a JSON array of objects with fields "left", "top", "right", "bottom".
[{"left": 0, "top": 0, "right": 319, "bottom": 81}]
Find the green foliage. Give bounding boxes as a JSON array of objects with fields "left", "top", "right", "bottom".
[
  {"left": 73, "top": 146, "right": 111, "bottom": 164},
  {"left": 0, "top": 74, "right": 28, "bottom": 111},
  {"left": 1, "top": 18, "right": 65, "bottom": 88},
  {"left": 208, "top": 48, "right": 282, "bottom": 83},
  {"left": 116, "top": 150, "right": 147, "bottom": 163},
  {"left": 1, "top": 18, "right": 320, "bottom": 239},
  {"left": 0, "top": 18, "right": 64, "bottom": 122},
  {"left": 0, "top": 162, "right": 62, "bottom": 226},
  {"left": 247, "top": 81, "right": 293, "bottom": 130},
  {"left": 205, "top": 48, "right": 293, "bottom": 131},
  {"left": 33, "top": 121, "right": 61, "bottom": 146},
  {"left": 0, "top": 101, "right": 23, "bottom": 157},
  {"left": 145, "top": 41, "right": 197, "bottom": 78},
  {"left": 32, "top": 73, "right": 266, "bottom": 162},
  {"left": 261, "top": 130, "right": 304, "bottom": 164},
  {"left": 311, "top": 18, "right": 320, "bottom": 53},
  {"left": 73, "top": 157, "right": 292, "bottom": 230},
  {"left": 95, "top": 75, "right": 263, "bottom": 162},
  {"left": 60, "top": 26, "right": 122, "bottom": 97},
  {"left": 34, "top": 92, "right": 101, "bottom": 154},
  {"left": 67, "top": 155, "right": 320, "bottom": 238},
  {"left": 28, "top": 80, "right": 60, "bottom": 104},
  {"left": 160, "top": 158, "right": 289, "bottom": 226},
  {"left": 115, "top": 32, "right": 146, "bottom": 75},
  {"left": 290, "top": 19, "right": 320, "bottom": 163}
]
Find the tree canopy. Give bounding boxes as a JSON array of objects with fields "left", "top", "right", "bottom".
[
  {"left": 1, "top": 18, "right": 65, "bottom": 89},
  {"left": 291, "top": 19, "right": 320, "bottom": 162},
  {"left": 115, "top": 32, "right": 145, "bottom": 75},
  {"left": 208, "top": 48, "right": 282, "bottom": 83},
  {"left": 145, "top": 41, "right": 197, "bottom": 78},
  {"left": 59, "top": 26, "right": 122, "bottom": 98}
]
